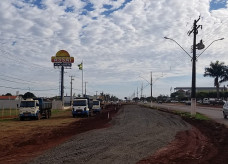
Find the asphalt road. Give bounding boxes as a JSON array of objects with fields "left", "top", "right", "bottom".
[
  {"left": 28, "top": 105, "right": 190, "bottom": 164},
  {"left": 149, "top": 102, "right": 228, "bottom": 126}
]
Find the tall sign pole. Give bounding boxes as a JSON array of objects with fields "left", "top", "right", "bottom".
[
  {"left": 61, "top": 66, "right": 64, "bottom": 103},
  {"left": 51, "top": 50, "right": 74, "bottom": 108}
]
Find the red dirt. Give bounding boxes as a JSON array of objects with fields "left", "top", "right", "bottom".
[
  {"left": 138, "top": 117, "right": 228, "bottom": 164},
  {"left": 0, "top": 104, "right": 120, "bottom": 164},
  {"left": 1, "top": 104, "right": 228, "bottom": 164}
]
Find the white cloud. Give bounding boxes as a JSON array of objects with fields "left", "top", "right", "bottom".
[{"left": 0, "top": 0, "right": 227, "bottom": 98}]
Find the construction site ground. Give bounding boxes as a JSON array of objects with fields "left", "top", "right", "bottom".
[{"left": 0, "top": 104, "right": 228, "bottom": 164}]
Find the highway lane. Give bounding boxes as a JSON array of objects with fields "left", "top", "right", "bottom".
[{"left": 145, "top": 103, "right": 228, "bottom": 127}]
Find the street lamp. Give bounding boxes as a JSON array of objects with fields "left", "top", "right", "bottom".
[
  {"left": 197, "top": 38, "right": 224, "bottom": 59},
  {"left": 164, "top": 36, "right": 224, "bottom": 115},
  {"left": 164, "top": 37, "right": 192, "bottom": 59},
  {"left": 139, "top": 72, "right": 164, "bottom": 107}
]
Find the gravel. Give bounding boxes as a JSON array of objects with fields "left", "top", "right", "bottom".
[{"left": 28, "top": 105, "right": 191, "bottom": 164}]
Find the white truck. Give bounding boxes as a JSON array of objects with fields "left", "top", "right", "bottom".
[
  {"left": 202, "top": 98, "right": 210, "bottom": 104},
  {"left": 223, "top": 101, "right": 228, "bottom": 119},
  {"left": 92, "top": 100, "right": 101, "bottom": 114},
  {"left": 18, "top": 98, "right": 52, "bottom": 121},
  {"left": 72, "top": 98, "right": 93, "bottom": 117}
]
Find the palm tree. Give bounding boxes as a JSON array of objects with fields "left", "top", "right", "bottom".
[
  {"left": 204, "top": 61, "right": 227, "bottom": 99},
  {"left": 220, "top": 66, "right": 228, "bottom": 84}
]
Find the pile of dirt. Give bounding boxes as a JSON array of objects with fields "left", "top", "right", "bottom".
[
  {"left": 0, "top": 104, "right": 120, "bottom": 164},
  {"left": 138, "top": 116, "right": 228, "bottom": 164}
]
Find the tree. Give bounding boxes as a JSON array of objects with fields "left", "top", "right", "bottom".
[
  {"left": 3, "top": 93, "right": 12, "bottom": 96},
  {"left": 204, "top": 61, "right": 227, "bottom": 98},
  {"left": 133, "top": 97, "right": 139, "bottom": 102},
  {"left": 220, "top": 66, "right": 228, "bottom": 84},
  {"left": 23, "top": 92, "right": 36, "bottom": 99}
]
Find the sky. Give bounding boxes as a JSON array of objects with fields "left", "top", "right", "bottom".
[{"left": 0, "top": 0, "right": 228, "bottom": 99}]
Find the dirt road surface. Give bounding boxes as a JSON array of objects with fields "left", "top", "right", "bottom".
[
  {"left": 28, "top": 105, "right": 190, "bottom": 164},
  {"left": 1, "top": 104, "right": 228, "bottom": 164}
]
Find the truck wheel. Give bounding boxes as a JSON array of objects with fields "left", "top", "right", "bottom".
[
  {"left": 73, "top": 114, "right": 76, "bottom": 118},
  {"left": 47, "top": 110, "right": 51, "bottom": 119},
  {"left": 37, "top": 113, "right": 41, "bottom": 120},
  {"left": 45, "top": 112, "right": 48, "bottom": 119},
  {"left": 20, "top": 117, "right": 24, "bottom": 121},
  {"left": 223, "top": 112, "right": 227, "bottom": 119}
]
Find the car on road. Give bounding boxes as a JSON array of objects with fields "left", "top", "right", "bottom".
[
  {"left": 223, "top": 101, "right": 228, "bottom": 119},
  {"left": 185, "top": 100, "right": 191, "bottom": 105}
]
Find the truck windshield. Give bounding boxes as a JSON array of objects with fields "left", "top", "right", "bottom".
[
  {"left": 73, "top": 100, "right": 87, "bottom": 106},
  {"left": 93, "top": 101, "right": 99, "bottom": 105},
  {"left": 20, "top": 101, "right": 36, "bottom": 107}
]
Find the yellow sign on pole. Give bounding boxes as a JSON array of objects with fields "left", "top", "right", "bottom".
[{"left": 51, "top": 50, "right": 74, "bottom": 64}]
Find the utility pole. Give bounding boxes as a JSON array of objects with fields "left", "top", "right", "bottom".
[
  {"left": 188, "top": 16, "right": 202, "bottom": 115},
  {"left": 82, "top": 61, "right": 84, "bottom": 97},
  {"left": 85, "top": 82, "right": 88, "bottom": 97},
  {"left": 137, "top": 87, "right": 138, "bottom": 98},
  {"left": 141, "top": 83, "right": 143, "bottom": 98},
  {"left": 150, "top": 71, "right": 153, "bottom": 107},
  {"left": 96, "top": 91, "right": 98, "bottom": 99},
  {"left": 165, "top": 16, "right": 223, "bottom": 116},
  {"left": 69, "top": 76, "right": 74, "bottom": 106}
]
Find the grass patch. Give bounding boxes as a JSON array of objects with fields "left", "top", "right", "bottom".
[
  {"left": 0, "top": 108, "right": 19, "bottom": 117},
  {"left": 52, "top": 109, "right": 68, "bottom": 115},
  {"left": 174, "top": 111, "right": 209, "bottom": 120}
]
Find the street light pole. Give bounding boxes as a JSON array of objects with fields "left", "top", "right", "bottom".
[
  {"left": 164, "top": 34, "right": 224, "bottom": 115},
  {"left": 190, "top": 19, "right": 198, "bottom": 115},
  {"left": 197, "top": 38, "right": 224, "bottom": 59},
  {"left": 139, "top": 72, "right": 163, "bottom": 107}
]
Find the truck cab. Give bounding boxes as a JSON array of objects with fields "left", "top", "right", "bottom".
[
  {"left": 92, "top": 100, "right": 101, "bottom": 113},
  {"left": 72, "top": 99, "right": 90, "bottom": 117},
  {"left": 19, "top": 99, "right": 40, "bottom": 120}
]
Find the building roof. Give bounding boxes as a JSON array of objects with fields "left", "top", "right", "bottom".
[
  {"left": 0, "top": 96, "right": 18, "bottom": 100},
  {"left": 174, "top": 87, "right": 225, "bottom": 90}
]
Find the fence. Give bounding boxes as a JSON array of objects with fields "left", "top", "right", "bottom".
[
  {"left": 0, "top": 100, "right": 65, "bottom": 120},
  {"left": 0, "top": 107, "right": 19, "bottom": 119},
  {"left": 0, "top": 100, "right": 21, "bottom": 119}
]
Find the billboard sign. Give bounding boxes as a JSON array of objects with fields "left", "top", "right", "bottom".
[
  {"left": 54, "top": 63, "right": 72, "bottom": 67},
  {"left": 51, "top": 50, "right": 74, "bottom": 65}
]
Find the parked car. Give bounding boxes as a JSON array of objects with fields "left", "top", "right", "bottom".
[
  {"left": 223, "top": 101, "right": 228, "bottom": 119},
  {"left": 171, "top": 100, "right": 178, "bottom": 103},
  {"left": 185, "top": 100, "right": 191, "bottom": 105}
]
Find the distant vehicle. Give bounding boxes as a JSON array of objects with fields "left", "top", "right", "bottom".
[
  {"left": 18, "top": 98, "right": 52, "bottom": 121},
  {"left": 157, "top": 100, "right": 162, "bottom": 104},
  {"left": 171, "top": 100, "right": 178, "bottom": 103},
  {"left": 223, "top": 101, "right": 228, "bottom": 119},
  {"left": 92, "top": 100, "right": 101, "bottom": 114},
  {"left": 203, "top": 98, "right": 210, "bottom": 104},
  {"left": 185, "top": 100, "right": 191, "bottom": 105},
  {"left": 72, "top": 98, "right": 93, "bottom": 117},
  {"left": 203, "top": 98, "right": 225, "bottom": 105}
]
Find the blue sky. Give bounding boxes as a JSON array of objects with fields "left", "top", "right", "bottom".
[
  {"left": 210, "top": 0, "right": 227, "bottom": 10},
  {"left": 0, "top": 0, "right": 228, "bottom": 99}
]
